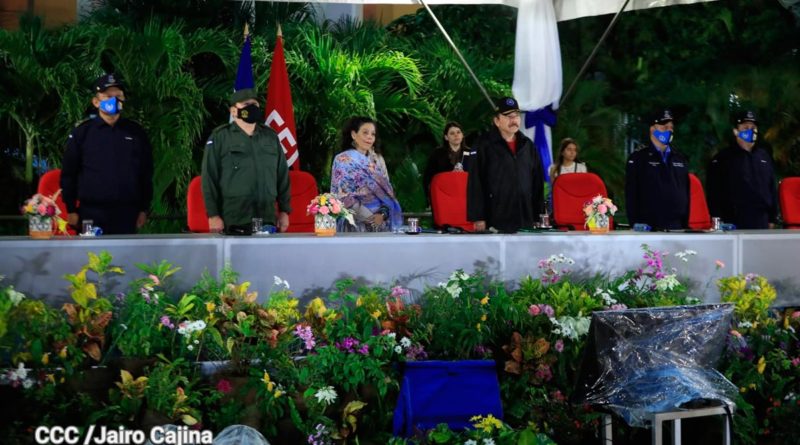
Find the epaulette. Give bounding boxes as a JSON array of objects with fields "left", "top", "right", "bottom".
[{"left": 74, "top": 117, "right": 93, "bottom": 128}]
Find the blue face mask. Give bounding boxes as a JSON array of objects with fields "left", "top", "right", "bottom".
[
  {"left": 653, "top": 129, "right": 672, "bottom": 145},
  {"left": 737, "top": 128, "right": 756, "bottom": 143},
  {"left": 99, "top": 96, "right": 121, "bottom": 115}
]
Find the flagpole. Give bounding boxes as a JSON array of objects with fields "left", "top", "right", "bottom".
[
  {"left": 560, "top": 0, "right": 632, "bottom": 107},
  {"left": 417, "top": 0, "right": 497, "bottom": 112}
]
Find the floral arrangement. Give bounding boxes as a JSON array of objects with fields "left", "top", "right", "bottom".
[
  {"left": 583, "top": 194, "right": 617, "bottom": 230},
  {"left": 307, "top": 193, "right": 355, "bottom": 226},
  {"left": 21, "top": 192, "right": 68, "bottom": 234}
]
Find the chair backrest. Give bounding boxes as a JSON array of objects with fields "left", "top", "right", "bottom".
[
  {"left": 36, "top": 169, "right": 76, "bottom": 235},
  {"left": 284, "top": 170, "right": 318, "bottom": 233},
  {"left": 780, "top": 177, "right": 800, "bottom": 229},
  {"left": 688, "top": 173, "right": 712, "bottom": 230},
  {"left": 551, "top": 173, "right": 611, "bottom": 231},
  {"left": 430, "top": 171, "right": 472, "bottom": 232},
  {"left": 187, "top": 176, "right": 210, "bottom": 233}
]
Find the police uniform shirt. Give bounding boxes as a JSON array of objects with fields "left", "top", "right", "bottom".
[
  {"left": 625, "top": 143, "right": 690, "bottom": 230},
  {"left": 61, "top": 117, "right": 153, "bottom": 214},
  {"left": 707, "top": 143, "right": 777, "bottom": 229}
]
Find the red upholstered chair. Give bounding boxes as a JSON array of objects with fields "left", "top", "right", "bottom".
[
  {"left": 187, "top": 176, "right": 210, "bottom": 233},
  {"left": 36, "top": 169, "right": 76, "bottom": 235},
  {"left": 284, "top": 170, "right": 318, "bottom": 233},
  {"left": 551, "top": 173, "right": 612, "bottom": 231},
  {"left": 688, "top": 173, "right": 712, "bottom": 230},
  {"left": 430, "top": 171, "right": 472, "bottom": 232},
  {"left": 779, "top": 177, "right": 800, "bottom": 229}
]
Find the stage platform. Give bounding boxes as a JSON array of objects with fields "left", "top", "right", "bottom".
[{"left": 1, "top": 231, "right": 798, "bottom": 306}]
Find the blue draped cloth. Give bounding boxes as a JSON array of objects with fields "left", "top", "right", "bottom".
[{"left": 524, "top": 106, "right": 558, "bottom": 183}]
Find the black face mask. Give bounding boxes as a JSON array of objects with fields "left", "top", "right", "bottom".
[{"left": 236, "top": 103, "right": 263, "bottom": 124}]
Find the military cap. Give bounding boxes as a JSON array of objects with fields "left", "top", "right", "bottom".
[
  {"left": 495, "top": 96, "right": 521, "bottom": 115},
  {"left": 735, "top": 110, "right": 758, "bottom": 125},
  {"left": 230, "top": 88, "right": 259, "bottom": 106},
  {"left": 94, "top": 73, "right": 125, "bottom": 93},
  {"left": 650, "top": 109, "right": 674, "bottom": 125}
]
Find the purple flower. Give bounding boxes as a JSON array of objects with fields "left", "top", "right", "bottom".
[
  {"left": 295, "top": 325, "right": 316, "bottom": 350},
  {"left": 541, "top": 304, "right": 555, "bottom": 318},
  {"left": 534, "top": 364, "right": 553, "bottom": 382},
  {"left": 358, "top": 344, "right": 369, "bottom": 355},
  {"left": 405, "top": 344, "right": 428, "bottom": 361},
  {"left": 610, "top": 304, "right": 628, "bottom": 311},
  {"left": 160, "top": 315, "right": 174, "bottom": 330},
  {"left": 390, "top": 286, "right": 410, "bottom": 299},
  {"left": 555, "top": 339, "right": 564, "bottom": 353}
]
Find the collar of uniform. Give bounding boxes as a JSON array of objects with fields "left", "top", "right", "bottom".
[
  {"left": 91, "top": 115, "right": 122, "bottom": 129},
  {"left": 490, "top": 126, "right": 520, "bottom": 146}
]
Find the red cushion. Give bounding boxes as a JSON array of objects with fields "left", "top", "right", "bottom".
[
  {"left": 430, "top": 171, "right": 472, "bottom": 232},
  {"left": 187, "top": 176, "right": 209, "bottom": 233},
  {"left": 284, "top": 170, "right": 318, "bottom": 233},
  {"left": 552, "top": 173, "right": 612, "bottom": 231},
  {"left": 780, "top": 177, "right": 800, "bottom": 229},
  {"left": 688, "top": 173, "right": 712, "bottom": 230},
  {"left": 36, "top": 169, "right": 76, "bottom": 235}
]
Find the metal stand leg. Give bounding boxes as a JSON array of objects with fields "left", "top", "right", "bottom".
[
  {"left": 601, "top": 414, "right": 613, "bottom": 444},
  {"left": 672, "top": 419, "right": 681, "bottom": 445}
]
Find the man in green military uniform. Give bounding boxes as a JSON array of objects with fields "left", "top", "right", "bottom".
[{"left": 202, "top": 88, "right": 291, "bottom": 233}]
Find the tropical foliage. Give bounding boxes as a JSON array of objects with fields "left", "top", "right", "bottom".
[
  {"left": 1, "top": 0, "right": 798, "bottom": 229},
  {"left": 2, "top": 248, "right": 799, "bottom": 444}
]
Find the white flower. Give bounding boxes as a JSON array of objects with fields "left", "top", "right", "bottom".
[
  {"left": 550, "top": 316, "right": 591, "bottom": 340},
  {"left": 22, "top": 379, "right": 34, "bottom": 389},
  {"left": 314, "top": 386, "right": 338, "bottom": 405},
  {"left": 387, "top": 332, "right": 397, "bottom": 340},
  {"left": 464, "top": 441, "right": 477, "bottom": 445},
  {"left": 654, "top": 274, "right": 681, "bottom": 291},
  {"left": 445, "top": 283, "right": 462, "bottom": 299},
  {"left": 483, "top": 439, "right": 496, "bottom": 445},
  {"left": 394, "top": 345, "right": 403, "bottom": 354},
  {"left": 738, "top": 321, "right": 754, "bottom": 329},
  {"left": 400, "top": 337, "right": 412, "bottom": 348},
  {"left": 12, "top": 362, "right": 28, "bottom": 380},
  {"left": 273, "top": 276, "right": 290, "bottom": 289},
  {"left": 449, "top": 270, "right": 470, "bottom": 282},
  {"left": 193, "top": 339, "right": 200, "bottom": 345},
  {"left": 187, "top": 345, "right": 194, "bottom": 351},
  {"left": 7, "top": 287, "right": 25, "bottom": 306}
]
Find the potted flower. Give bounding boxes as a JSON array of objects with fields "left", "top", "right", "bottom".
[
  {"left": 306, "top": 193, "right": 354, "bottom": 236},
  {"left": 582, "top": 195, "right": 616, "bottom": 233},
  {"left": 21, "top": 192, "right": 68, "bottom": 239}
]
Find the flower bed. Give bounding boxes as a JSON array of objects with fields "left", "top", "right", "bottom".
[{"left": 1, "top": 246, "right": 798, "bottom": 444}]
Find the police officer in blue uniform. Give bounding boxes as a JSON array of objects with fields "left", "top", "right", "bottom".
[
  {"left": 706, "top": 110, "right": 778, "bottom": 229},
  {"left": 61, "top": 73, "right": 154, "bottom": 234},
  {"left": 625, "top": 109, "right": 690, "bottom": 230}
]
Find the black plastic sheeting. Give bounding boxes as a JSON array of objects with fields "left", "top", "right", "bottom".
[{"left": 573, "top": 304, "right": 737, "bottom": 427}]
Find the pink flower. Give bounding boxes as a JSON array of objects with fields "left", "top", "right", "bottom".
[
  {"left": 555, "top": 339, "right": 564, "bottom": 353},
  {"left": 792, "top": 311, "right": 800, "bottom": 319},
  {"left": 46, "top": 205, "right": 56, "bottom": 216},
  {"left": 528, "top": 304, "right": 541, "bottom": 316},
  {"left": 37, "top": 204, "right": 47, "bottom": 215},
  {"left": 309, "top": 204, "right": 319, "bottom": 214},
  {"left": 791, "top": 357, "right": 800, "bottom": 367},
  {"left": 148, "top": 274, "right": 160, "bottom": 286},
  {"left": 597, "top": 204, "right": 608, "bottom": 214},
  {"left": 216, "top": 379, "right": 233, "bottom": 394},
  {"left": 715, "top": 260, "right": 725, "bottom": 270},
  {"left": 319, "top": 206, "right": 330, "bottom": 215},
  {"left": 583, "top": 206, "right": 593, "bottom": 216},
  {"left": 331, "top": 202, "right": 341, "bottom": 214}
]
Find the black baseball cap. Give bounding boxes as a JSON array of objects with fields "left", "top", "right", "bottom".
[
  {"left": 495, "top": 96, "right": 521, "bottom": 115},
  {"left": 650, "top": 109, "right": 674, "bottom": 125},
  {"left": 94, "top": 73, "right": 124, "bottom": 93},
  {"left": 735, "top": 110, "right": 758, "bottom": 125},
  {"left": 230, "top": 88, "right": 259, "bottom": 105}
]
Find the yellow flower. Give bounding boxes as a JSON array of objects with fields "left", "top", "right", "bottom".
[
  {"left": 480, "top": 314, "right": 487, "bottom": 322},
  {"left": 274, "top": 390, "right": 283, "bottom": 398},
  {"left": 757, "top": 356, "right": 766, "bottom": 374},
  {"left": 480, "top": 295, "right": 489, "bottom": 305},
  {"left": 262, "top": 372, "right": 275, "bottom": 392},
  {"left": 59, "top": 347, "right": 68, "bottom": 359},
  {"left": 206, "top": 302, "right": 216, "bottom": 312},
  {"left": 46, "top": 374, "right": 55, "bottom": 384},
  {"left": 749, "top": 383, "right": 757, "bottom": 390},
  {"left": 320, "top": 195, "right": 328, "bottom": 205},
  {"left": 476, "top": 323, "right": 481, "bottom": 331},
  {"left": 740, "top": 387, "right": 747, "bottom": 393},
  {"left": 372, "top": 310, "right": 381, "bottom": 319},
  {"left": 41, "top": 353, "right": 50, "bottom": 365},
  {"left": 356, "top": 297, "right": 363, "bottom": 307},
  {"left": 471, "top": 414, "right": 503, "bottom": 433}
]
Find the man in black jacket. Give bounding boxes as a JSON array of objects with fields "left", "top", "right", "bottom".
[
  {"left": 625, "top": 109, "right": 690, "bottom": 230},
  {"left": 706, "top": 110, "right": 778, "bottom": 229},
  {"left": 467, "top": 97, "right": 544, "bottom": 233},
  {"left": 61, "top": 73, "right": 153, "bottom": 234}
]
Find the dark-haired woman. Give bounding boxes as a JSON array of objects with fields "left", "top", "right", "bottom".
[
  {"left": 423, "top": 122, "right": 476, "bottom": 205},
  {"left": 330, "top": 116, "right": 403, "bottom": 232},
  {"left": 549, "top": 138, "right": 587, "bottom": 181}
]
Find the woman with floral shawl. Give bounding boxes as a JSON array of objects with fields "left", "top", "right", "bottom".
[{"left": 330, "top": 116, "right": 403, "bottom": 232}]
